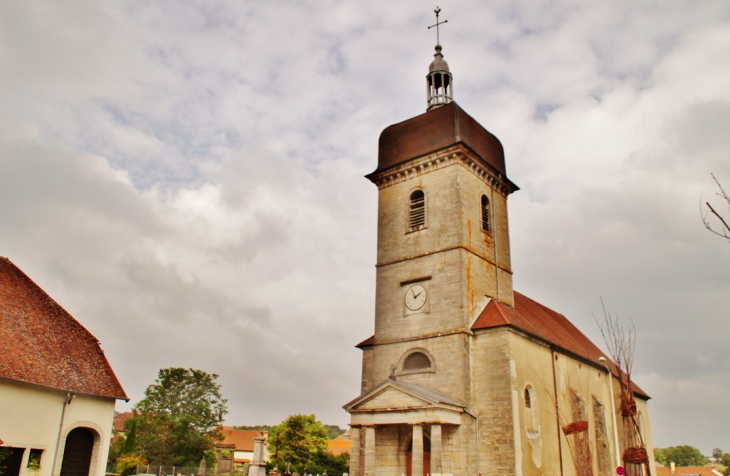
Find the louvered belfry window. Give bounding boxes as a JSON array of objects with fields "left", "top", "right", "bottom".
[
  {"left": 481, "top": 195, "right": 491, "bottom": 232},
  {"left": 409, "top": 190, "right": 426, "bottom": 230}
]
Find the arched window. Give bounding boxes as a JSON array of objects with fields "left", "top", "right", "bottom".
[
  {"left": 481, "top": 195, "right": 491, "bottom": 232},
  {"left": 402, "top": 351, "right": 432, "bottom": 372},
  {"left": 409, "top": 190, "right": 426, "bottom": 230},
  {"left": 524, "top": 384, "right": 540, "bottom": 437}
]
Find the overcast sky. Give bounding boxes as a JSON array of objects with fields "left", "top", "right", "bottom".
[{"left": 2, "top": 0, "right": 729, "bottom": 454}]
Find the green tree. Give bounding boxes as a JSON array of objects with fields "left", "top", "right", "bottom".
[
  {"left": 267, "top": 414, "right": 328, "bottom": 472},
  {"left": 657, "top": 446, "right": 708, "bottom": 466},
  {"left": 233, "top": 425, "right": 272, "bottom": 433},
  {"left": 123, "top": 420, "right": 137, "bottom": 455},
  {"left": 721, "top": 453, "right": 730, "bottom": 469},
  {"left": 655, "top": 448, "right": 667, "bottom": 466},
  {"left": 116, "top": 453, "right": 147, "bottom": 476},
  {"left": 131, "top": 368, "right": 228, "bottom": 467},
  {"left": 309, "top": 450, "right": 349, "bottom": 476},
  {"left": 713, "top": 448, "right": 724, "bottom": 460},
  {"left": 323, "top": 425, "right": 345, "bottom": 440},
  {"left": 107, "top": 436, "right": 126, "bottom": 468}
]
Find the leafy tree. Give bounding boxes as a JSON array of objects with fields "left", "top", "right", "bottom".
[
  {"left": 721, "top": 453, "right": 730, "bottom": 469},
  {"left": 123, "top": 420, "right": 138, "bottom": 455},
  {"left": 107, "top": 436, "right": 126, "bottom": 468},
  {"left": 309, "top": 450, "right": 349, "bottom": 476},
  {"left": 713, "top": 448, "right": 724, "bottom": 460},
  {"left": 267, "top": 414, "right": 328, "bottom": 472},
  {"left": 655, "top": 446, "right": 708, "bottom": 466},
  {"left": 655, "top": 448, "right": 667, "bottom": 466},
  {"left": 116, "top": 453, "right": 147, "bottom": 476},
  {"left": 131, "top": 368, "right": 228, "bottom": 467},
  {"left": 233, "top": 425, "right": 272, "bottom": 433},
  {"left": 323, "top": 425, "right": 346, "bottom": 440}
]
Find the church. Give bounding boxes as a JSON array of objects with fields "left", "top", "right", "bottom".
[{"left": 343, "top": 33, "right": 655, "bottom": 476}]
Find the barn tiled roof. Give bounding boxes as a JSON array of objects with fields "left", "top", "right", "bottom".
[
  {"left": 472, "top": 291, "right": 649, "bottom": 399},
  {"left": 219, "top": 427, "right": 259, "bottom": 452},
  {"left": 656, "top": 467, "right": 722, "bottom": 476},
  {"left": 114, "top": 411, "right": 134, "bottom": 432},
  {"left": 0, "top": 257, "right": 128, "bottom": 400},
  {"left": 327, "top": 439, "right": 351, "bottom": 456}
]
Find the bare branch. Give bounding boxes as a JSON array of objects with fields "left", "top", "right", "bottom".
[{"left": 702, "top": 173, "right": 730, "bottom": 242}]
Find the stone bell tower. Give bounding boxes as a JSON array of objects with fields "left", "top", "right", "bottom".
[{"left": 345, "top": 20, "right": 520, "bottom": 475}]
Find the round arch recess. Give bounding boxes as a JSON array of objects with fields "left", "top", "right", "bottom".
[
  {"left": 397, "top": 348, "right": 435, "bottom": 375},
  {"left": 58, "top": 424, "right": 102, "bottom": 476}
]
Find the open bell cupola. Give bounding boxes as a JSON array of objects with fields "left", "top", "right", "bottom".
[{"left": 426, "top": 44, "right": 453, "bottom": 111}]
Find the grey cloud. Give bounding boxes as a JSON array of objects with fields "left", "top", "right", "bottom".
[{"left": 2, "top": 0, "right": 730, "bottom": 452}]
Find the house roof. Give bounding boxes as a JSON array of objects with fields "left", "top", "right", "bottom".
[
  {"left": 114, "top": 411, "right": 134, "bottom": 432},
  {"left": 0, "top": 257, "right": 128, "bottom": 400},
  {"left": 471, "top": 291, "right": 649, "bottom": 399},
  {"left": 327, "top": 439, "right": 351, "bottom": 457},
  {"left": 219, "top": 427, "right": 260, "bottom": 452},
  {"left": 656, "top": 467, "right": 723, "bottom": 476}
]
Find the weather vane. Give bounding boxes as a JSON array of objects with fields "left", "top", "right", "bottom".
[{"left": 427, "top": 7, "right": 448, "bottom": 46}]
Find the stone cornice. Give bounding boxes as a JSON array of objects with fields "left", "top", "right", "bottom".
[{"left": 366, "top": 144, "right": 518, "bottom": 196}]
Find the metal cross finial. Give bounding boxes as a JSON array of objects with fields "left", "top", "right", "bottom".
[{"left": 427, "top": 6, "right": 448, "bottom": 46}]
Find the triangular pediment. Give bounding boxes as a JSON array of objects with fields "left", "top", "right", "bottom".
[
  {"left": 344, "top": 378, "right": 465, "bottom": 414},
  {"left": 355, "top": 385, "right": 432, "bottom": 411}
]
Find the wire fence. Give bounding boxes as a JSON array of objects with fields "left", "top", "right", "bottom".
[{"left": 106, "top": 464, "right": 200, "bottom": 476}]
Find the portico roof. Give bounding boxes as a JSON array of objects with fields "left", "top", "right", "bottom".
[{"left": 344, "top": 378, "right": 465, "bottom": 426}]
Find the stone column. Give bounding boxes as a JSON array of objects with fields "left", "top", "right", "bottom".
[
  {"left": 248, "top": 436, "right": 266, "bottom": 476},
  {"left": 349, "top": 427, "right": 361, "bottom": 476},
  {"left": 430, "top": 424, "right": 442, "bottom": 475},
  {"left": 364, "top": 426, "right": 376, "bottom": 476},
  {"left": 412, "top": 424, "right": 423, "bottom": 476}
]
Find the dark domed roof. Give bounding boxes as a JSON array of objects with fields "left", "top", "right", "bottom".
[{"left": 370, "top": 102, "right": 509, "bottom": 179}]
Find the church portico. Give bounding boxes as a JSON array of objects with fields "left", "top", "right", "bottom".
[
  {"left": 350, "top": 423, "right": 450, "bottom": 476},
  {"left": 345, "top": 378, "right": 465, "bottom": 476}
]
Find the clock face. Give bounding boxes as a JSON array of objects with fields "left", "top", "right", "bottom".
[{"left": 405, "top": 284, "right": 427, "bottom": 311}]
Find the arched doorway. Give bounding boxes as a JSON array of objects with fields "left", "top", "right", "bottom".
[
  {"left": 60, "top": 428, "right": 95, "bottom": 476},
  {"left": 406, "top": 435, "right": 431, "bottom": 476}
]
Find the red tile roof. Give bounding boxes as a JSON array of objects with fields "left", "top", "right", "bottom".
[
  {"left": 327, "top": 439, "right": 351, "bottom": 457},
  {"left": 114, "top": 411, "right": 134, "bottom": 432},
  {"left": 219, "top": 428, "right": 259, "bottom": 452},
  {"left": 656, "top": 467, "right": 722, "bottom": 476},
  {"left": 355, "top": 335, "right": 374, "bottom": 348},
  {"left": 472, "top": 292, "right": 649, "bottom": 398},
  {"left": 0, "top": 257, "right": 127, "bottom": 400}
]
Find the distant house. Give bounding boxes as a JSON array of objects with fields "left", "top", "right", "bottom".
[
  {"left": 326, "top": 439, "right": 351, "bottom": 457},
  {"left": 218, "top": 427, "right": 264, "bottom": 464},
  {"left": 0, "top": 257, "right": 128, "bottom": 476},
  {"left": 113, "top": 412, "right": 134, "bottom": 436},
  {"left": 656, "top": 465, "right": 724, "bottom": 476}
]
